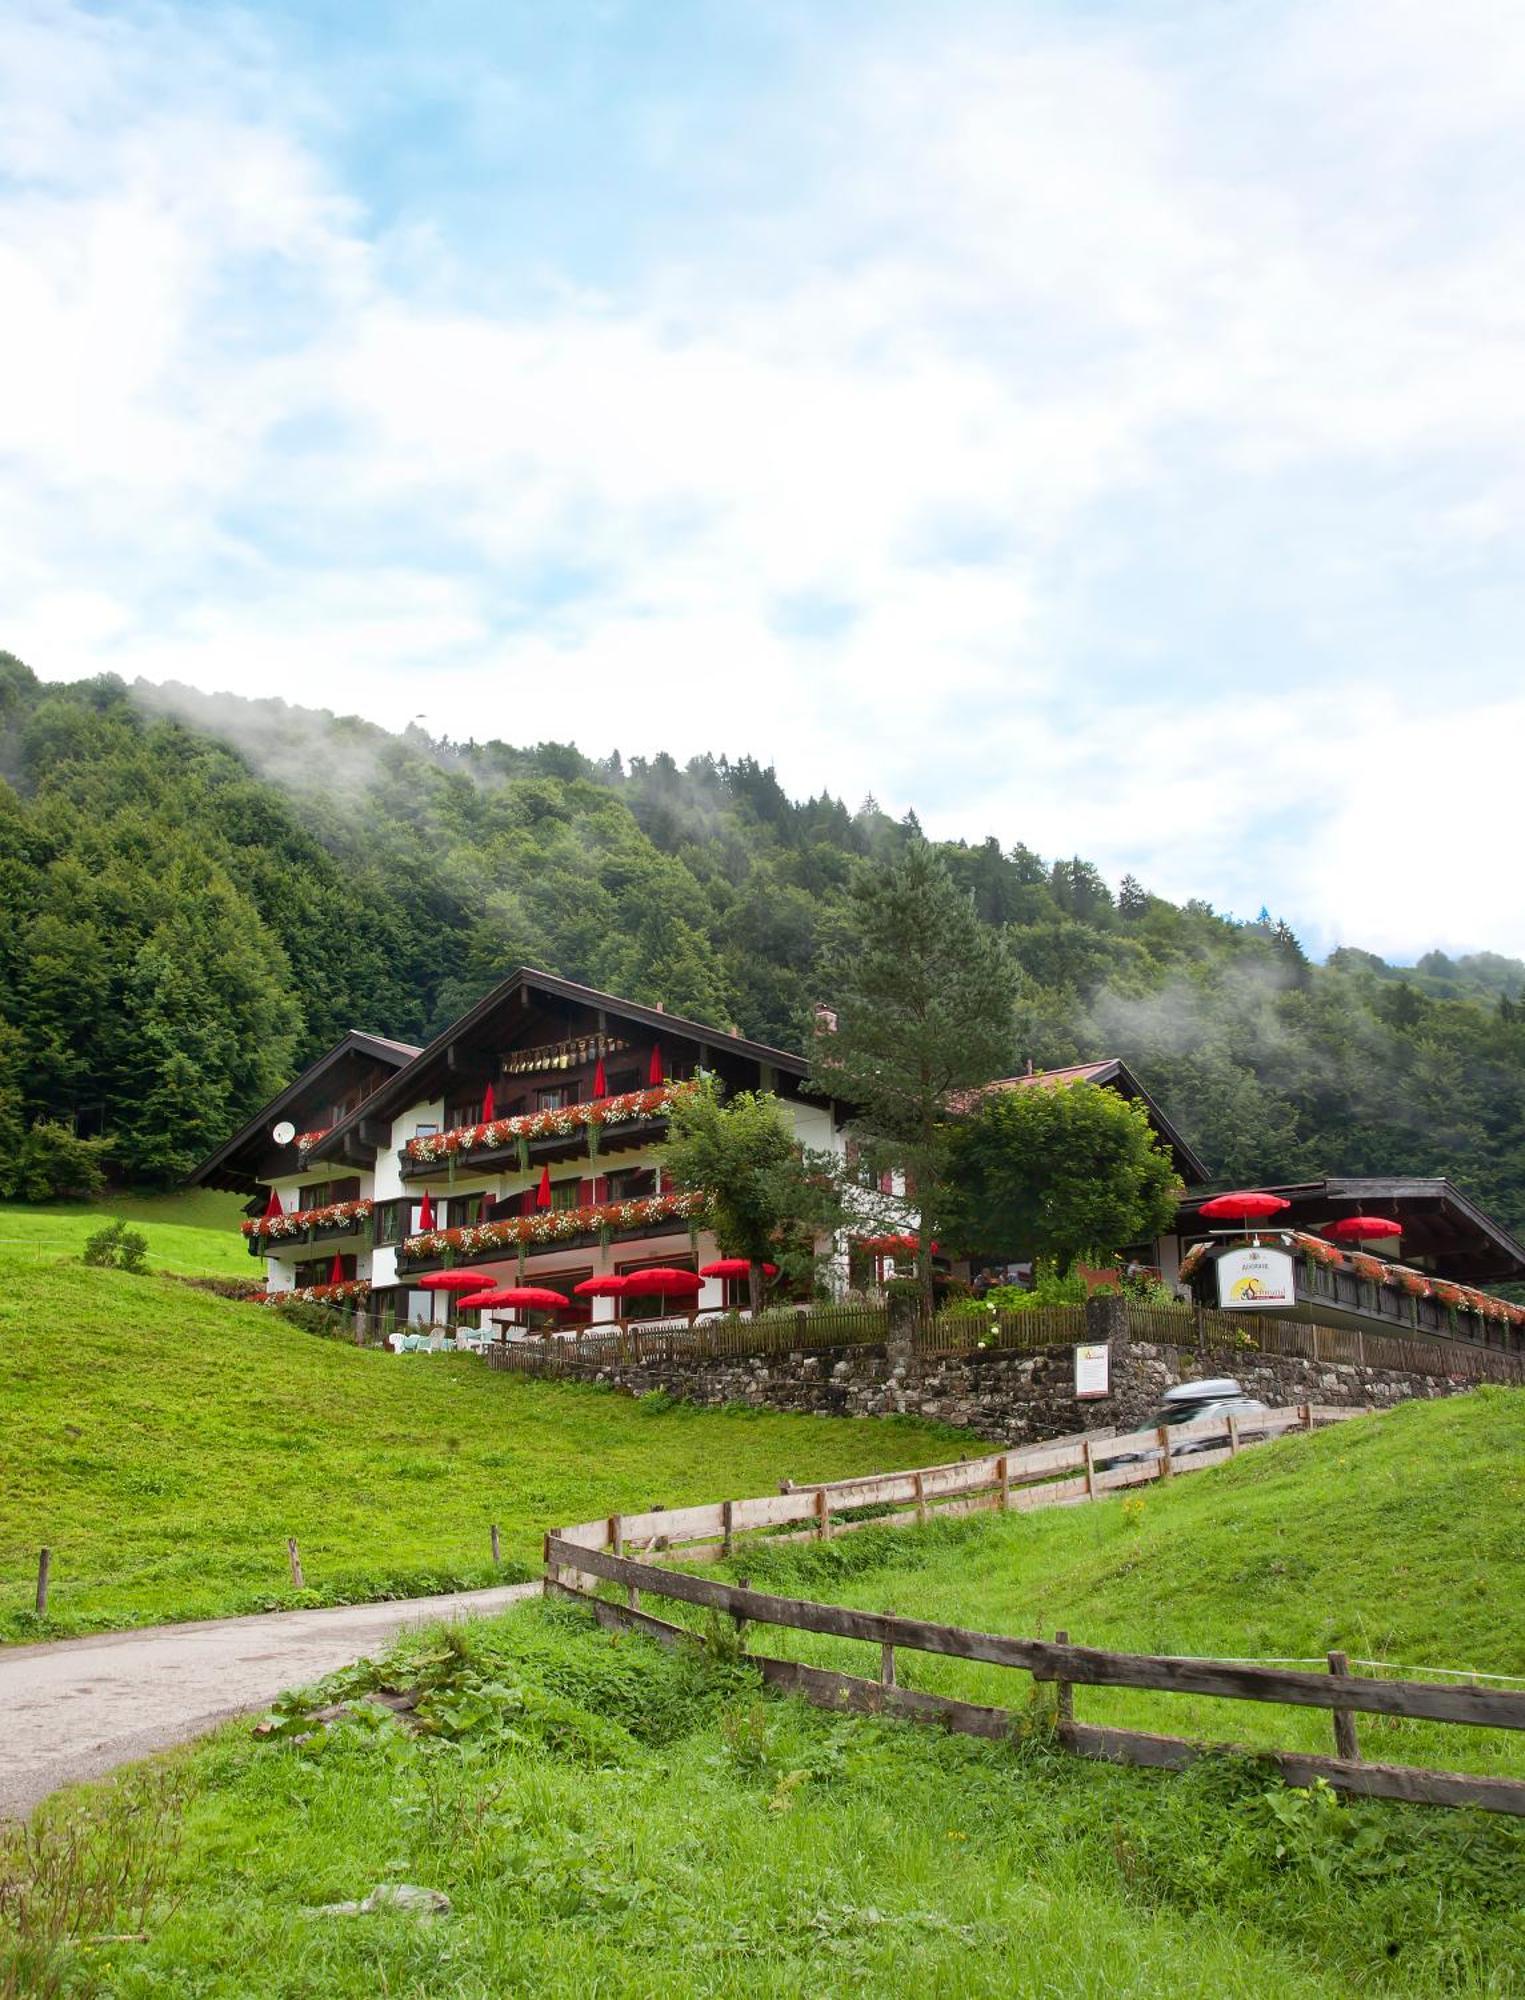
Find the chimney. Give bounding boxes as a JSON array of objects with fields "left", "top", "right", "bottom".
[
  {"left": 1025, "top": 1058, "right": 1035, "bottom": 1076},
  {"left": 813, "top": 1003, "right": 839, "bottom": 1034},
  {"left": 653, "top": 1001, "right": 664, "bottom": 1013}
]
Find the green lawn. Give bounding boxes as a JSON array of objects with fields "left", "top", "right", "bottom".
[
  {"left": 0, "top": 1190, "right": 250, "bottom": 1278},
  {"left": 0, "top": 1258, "right": 962, "bottom": 1642},
  {"left": 6, "top": 1304, "right": 1524, "bottom": 1996},
  {"left": 10, "top": 1595, "right": 1521, "bottom": 1997},
  {"left": 681, "top": 1389, "right": 1525, "bottom": 1780}
]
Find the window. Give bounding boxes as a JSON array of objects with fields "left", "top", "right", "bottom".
[
  {"left": 607, "top": 1067, "right": 640, "bottom": 1096},
  {"left": 414, "top": 1122, "right": 438, "bottom": 1140},
  {"left": 536, "top": 1083, "right": 581, "bottom": 1112},
  {"left": 605, "top": 1167, "right": 655, "bottom": 1202},
  {"left": 549, "top": 1180, "right": 582, "bottom": 1211},
  {"left": 372, "top": 1199, "right": 408, "bottom": 1246},
  {"left": 446, "top": 1191, "right": 491, "bottom": 1229}
]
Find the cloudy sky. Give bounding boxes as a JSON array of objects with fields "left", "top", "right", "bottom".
[{"left": 3, "top": 1, "right": 1523, "bottom": 961}]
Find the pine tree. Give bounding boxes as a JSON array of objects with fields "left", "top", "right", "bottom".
[{"left": 809, "top": 843, "right": 1018, "bottom": 1307}]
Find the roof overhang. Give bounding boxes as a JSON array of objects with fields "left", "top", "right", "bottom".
[
  {"left": 1175, "top": 1179, "right": 1525, "bottom": 1285},
  {"left": 303, "top": 967, "right": 810, "bottom": 1170},
  {"left": 185, "top": 1030, "right": 420, "bottom": 1193}
]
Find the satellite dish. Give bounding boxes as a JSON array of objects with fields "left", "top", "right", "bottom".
[{"left": 272, "top": 1121, "right": 296, "bottom": 1146}]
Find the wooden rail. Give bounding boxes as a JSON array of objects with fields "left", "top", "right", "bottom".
[
  {"left": 553, "top": 1404, "right": 1359, "bottom": 1560},
  {"left": 543, "top": 1541, "right": 1525, "bottom": 1816}
]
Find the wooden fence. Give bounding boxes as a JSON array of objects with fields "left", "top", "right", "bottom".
[
  {"left": 550, "top": 1403, "right": 1358, "bottom": 1564},
  {"left": 482, "top": 1298, "right": 1524, "bottom": 1383},
  {"left": 543, "top": 1541, "right": 1525, "bottom": 1815}
]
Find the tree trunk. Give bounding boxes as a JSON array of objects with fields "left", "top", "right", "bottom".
[{"left": 747, "top": 1260, "right": 762, "bottom": 1316}]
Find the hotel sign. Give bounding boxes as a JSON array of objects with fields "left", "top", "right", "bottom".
[
  {"left": 1215, "top": 1245, "right": 1296, "bottom": 1310},
  {"left": 1074, "top": 1343, "right": 1111, "bottom": 1400}
]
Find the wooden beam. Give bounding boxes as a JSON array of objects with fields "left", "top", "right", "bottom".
[{"left": 544, "top": 1538, "right": 1525, "bottom": 1729}]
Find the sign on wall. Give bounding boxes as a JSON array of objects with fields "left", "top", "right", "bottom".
[
  {"left": 1215, "top": 1245, "right": 1296, "bottom": 1310},
  {"left": 1074, "top": 1342, "right": 1111, "bottom": 1400}
]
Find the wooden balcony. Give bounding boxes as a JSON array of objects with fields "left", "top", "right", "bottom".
[{"left": 395, "top": 1115, "right": 667, "bottom": 1183}]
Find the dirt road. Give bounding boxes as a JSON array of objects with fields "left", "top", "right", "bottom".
[{"left": 0, "top": 1582, "right": 538, "bottom": 1820}]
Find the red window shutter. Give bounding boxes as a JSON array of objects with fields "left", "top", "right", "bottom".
[
  {"left": 879, "top": 1170, "right": 894, "bottom": 1194},
  {"left": 578, "top": 1178, "right": 594, "bottom": 1205},
  {"left": 659, "top": 1168, "right": 673, "bottom": 1193},
  {"left": 520, "top": 1190, "right": 534, "bottom": 1216},
  {"left": 594, "top": 1176, "right": 609, "bottom": 1203}
]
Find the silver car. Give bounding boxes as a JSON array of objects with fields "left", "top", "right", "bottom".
[{"left": 1101, "top": 1378, "right": 1271, "bottom": 1467}]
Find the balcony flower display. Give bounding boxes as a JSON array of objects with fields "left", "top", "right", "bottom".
[
  {"left": 852, "top": 1233, "right": 932, "bottom": 1256},
  {"left": 262, "top": 1279, "right": 372, "bottom": 1306},
  {"left": 402, "top": 1083, "right": 695, "bottom": 1168},
  {"left": 243, "top": 1198, "right": 373, "bottom": 1242},
  {"left": 295, "top": 1128, "right": 332, "bottom": 1154},
  {"left": 401, "top": 1187, "right": 707, "bottom": 1261},
  {"left": 1184, "top": 1230, "right": 1525, "bottom": 1330}
]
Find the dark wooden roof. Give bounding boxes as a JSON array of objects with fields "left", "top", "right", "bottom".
[
  {"left": 301, "top": 968, "right": 809, "bottom": 1171},
  {"left": 961, "top": 1059, "right": 1210, "bottom": 1186},
  {"left": 1175, "top": 1178, "right": 1525, "bottom": 1284},
  {"left": 185, "top": 1029, "right": 421, "bottom": 1193}
]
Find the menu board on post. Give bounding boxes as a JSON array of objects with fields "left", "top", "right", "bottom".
[{"left": 1074, "top": 1342, "right": 1110, "bottom": 1400}]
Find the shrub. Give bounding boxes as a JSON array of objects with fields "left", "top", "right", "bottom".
[
  {"left": 4, "top": 1122, "right": 109, "bottom": 1203},
  {"left": 81, "top": 1220, "right": 149, "bottom": 1273}
]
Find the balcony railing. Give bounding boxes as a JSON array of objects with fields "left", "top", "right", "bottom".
[
  {"left": 242, "top": 1199, "right": 373, "bottom": 1257},
  {"left": 1179, "top": 1231, "right": 1525, "bottom": 1351},
  {"left": 397, "top": 1085, "right": 694, "bottom": 1180},
  {"left": 394, "top": 1188, "right": 707, "bottom": 1275}
]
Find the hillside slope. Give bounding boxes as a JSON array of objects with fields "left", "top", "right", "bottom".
[
  {"left": 716, "top": 1390, "right": 1525, "bottom": 1776},
  {"left": 0, "top": 1259, "right": 958, "bottom": 1642},
  {"left": 4, "top": 657, "right": 1525, "bottom": 1227},
  {"left": 12, "top": 1397, "right": 1525, "bottom": 1998}
]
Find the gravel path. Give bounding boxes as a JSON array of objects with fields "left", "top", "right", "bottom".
[{"left": 0, "top": 1582, "right": 539, "bottom": 1820}]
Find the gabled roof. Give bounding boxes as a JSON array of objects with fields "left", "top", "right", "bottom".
[
  {"left": 957, "top": 1058, "right": 1211, "bottom": 1186},
  {"left": 186, "top": 1028, "right": 421, "bottom": 1191},
  {"left": 1176, "top": 1178, "right": 1525, "bottom": 1284},
  {"left": 302, "top": 967, "right": 809, "bottom": 1169}
]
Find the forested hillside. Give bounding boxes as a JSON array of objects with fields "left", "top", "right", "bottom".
[{"left": 3, "top": 652, "right": 1523, "bottom": 1232}]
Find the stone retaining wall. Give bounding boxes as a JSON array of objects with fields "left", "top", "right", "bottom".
[{"left": 508, "top": 1323, "right": 1489, "bottom": 1447}]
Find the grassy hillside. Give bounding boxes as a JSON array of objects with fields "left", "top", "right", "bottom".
[
  {"left": 0, "top": 1258, "right": 959, "bottom": 1642},
  {"left": 699, "top": 1391, "right": 1525, "bottom": 1779},
  {"left": 0, "top": 1191, "right": 248, "bottom": 1278}
]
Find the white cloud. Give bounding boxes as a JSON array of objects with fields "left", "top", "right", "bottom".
[{"left": 2, "top": 0, "right": 1524, "bottom": 957}]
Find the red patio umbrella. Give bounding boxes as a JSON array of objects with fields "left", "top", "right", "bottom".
[
  {"left": 574, "top": 1274, "right": 627, "bottom": 1297},
  {"left": 493, "top": 1286, "right": 571, "bottom": 1311},
  {"left": 262, "top": 1186, "right": 284, "bottom": 1220},
  {"left": 621, "top": 1266, "right": 702, "bottom": 1313},
  {"left": 1199, "top": 1190, "right": 1291, "bottom": 1222},
  {"left": 417, "top": 1190, "right": 436, "bottom": 1231},
  {"left": 648, "top": 1043, "right": 664, "bottom": 1086},
  {"left": 592, "top": 1056, "right": 608, "bottom": 1097},
  {"left": 535, "top": 1166, "right": 552, "bottom": 1209},
  {"left": 699, "top": 1259, "right": 779, "bottom": 1279},
  {"left": 418, "top": 1270, "right": 486, "bottom": 1291},
  {"left": 328, "top": 1253, "right": 345, "bottom": 1286},
  {"left": 455, "top": 1289, "right": 505, "bottom": 1312},
  {"left": 1324, "top": 1215, "right": 1403, "bottom": 1242},
  {"left": 481, "top": 1080, "right": 496, "bottom": 1123}
]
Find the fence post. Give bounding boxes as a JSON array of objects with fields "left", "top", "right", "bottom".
[
  {"left": 815, "top": 1487, "right": 831, "bottom": 1541},
  {"left": 1082, "top": 1438, "right": 1096, "bottom": 1498},
  {"left": 1054, "top": 1628, "right": 1073, "bottom": 1734},
  {"left": 880, "top": 1639, "right": 896, "bottom": 1689},
  {"left": 913, "top": 1470, "right": 928, "bottom": 1527},
  {"left": 35, "top": 1547, "right": 50, "bottom": 1617},
  {"left": 997, "top": 1453, "right": 1011, "bottom": 1513},
  {"left": 1157, "top": 1426, "right": 1173, "bottom": 1479},
  {"left": 1328, "top": 1652, "right": 1360, "bottom": 1762},
  {"left": 1227, "top": 1415, "right": 1240, "bottom": 1458},
  {"left": 609, "top": 1515, "right": 624, "bottom": 1557},
  {"left": 1302, "top": 1402, "right": 1315, "bottom": 1431},
  {"left": 722, "top": 1500, "right": 735, "bottom": 1560},
  {"left": 490, "top": 1523, "right": 501, "bottom": 1566},
  {"left": 287, "top": 1537, "right": 305, "bottom": 1590}
]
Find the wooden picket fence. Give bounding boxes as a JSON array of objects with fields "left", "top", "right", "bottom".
[
  {"left": 545, "top": 1404, "right": 1525, "bottom": 1814},
  {"left": 483, "top": 1299, "right": 1524, "bottom": 1383},
  {"left": 550, "top": 1403, "right": 1353, "bottom": 1563}
]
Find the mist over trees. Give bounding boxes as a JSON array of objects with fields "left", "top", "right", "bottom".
[{"left": 2, "top": 652, "right": 1524, "bottom": 1230}]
